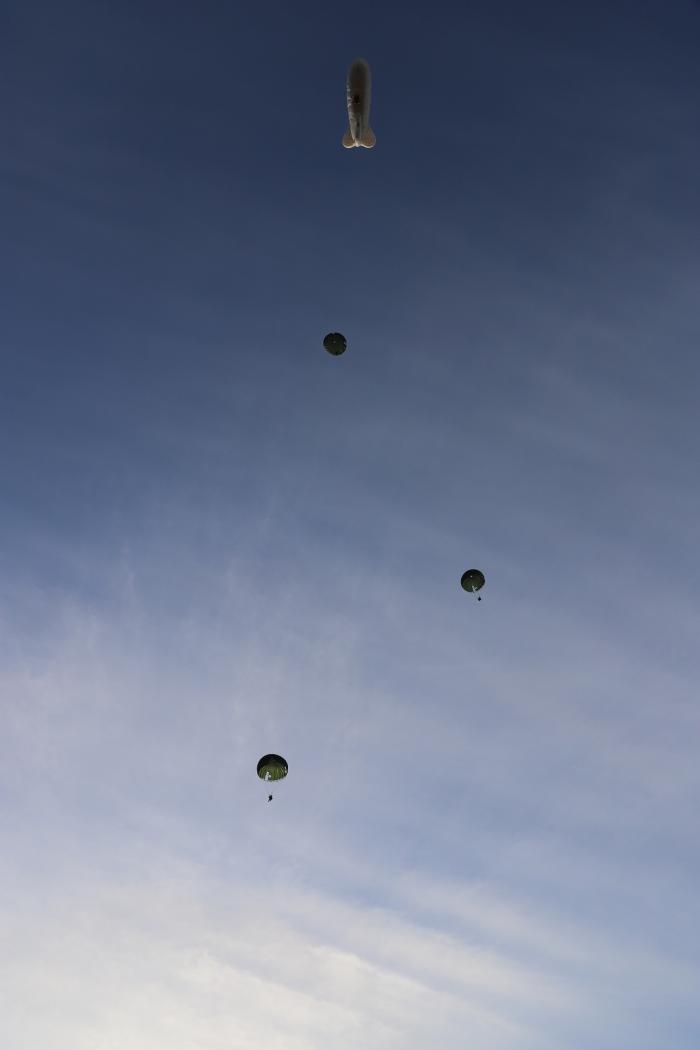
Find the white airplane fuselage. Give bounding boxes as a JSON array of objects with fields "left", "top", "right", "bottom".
[{"left": 343, "top": 58, "right": 375, "bottom": 149}]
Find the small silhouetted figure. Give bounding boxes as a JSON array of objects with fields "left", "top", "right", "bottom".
[{"left": 268, "top": 794, "right": 273, "bottom": 802}]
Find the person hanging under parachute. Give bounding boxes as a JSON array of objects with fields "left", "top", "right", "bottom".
[
  {"left": 461, "top": 569, "right": 486, "bottom": 601},
  {"left": 257, "top": 753, "right": 288, "bottom": 802}
]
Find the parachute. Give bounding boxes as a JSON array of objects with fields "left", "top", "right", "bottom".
[
  {"left": 323, "top": 332, "right": 347, "bottom": 356},
  {"left": 461, "top": 569, "right": 485, "bottom": 600},
  {"left": 257, "top": 754, "right": 288, "bottom": 782},
  {"left": 257, "top": 754, "right": 288, "bottom": 801}
]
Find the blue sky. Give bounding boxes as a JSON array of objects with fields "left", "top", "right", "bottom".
[{"left": 2, "top": 1, "right": 700, "bottom": 1047}]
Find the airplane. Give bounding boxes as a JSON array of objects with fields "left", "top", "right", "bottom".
[{"left": 343, "top": 58, "right": 376, "bottom": 149}]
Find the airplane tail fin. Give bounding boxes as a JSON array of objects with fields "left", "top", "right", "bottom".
[
  {"left": 359, "top": 127, "right": 376, "bottom": 149},
  {"left": 342, "top": 129, "right": 355, "bottom": 148}
]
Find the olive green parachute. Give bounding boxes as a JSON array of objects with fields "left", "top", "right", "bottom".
[
  {"left": 461, "top": 569, "right": 485, "bottom": 599},
  {"left": 257, "top": 754, "right": 288, "bottom": 782},
  {"left": 323, "top": 332, "right": 347, "bottom": 356}
]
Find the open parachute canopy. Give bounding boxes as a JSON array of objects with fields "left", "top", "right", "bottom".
[
  {"left": 461, "top": 569, "right": 485, "bottom": 599},
  {"left": 323, "top": 332, "right": 347, "bottom": 356},
  {"left": 257, "top": 754, "right": 288, "bottom": 782}
]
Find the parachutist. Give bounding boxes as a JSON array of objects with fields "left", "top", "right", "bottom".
[
  {"left": 343, "top": 59, "right": 376, "bottom": 148},
  {"left": 461, "top": 569, "right": 486, "bottom": 599},
  {"left": 323, "top": 332, "right": 347, "bottom": 356},
  {"left": 258, "top": 754, "right": 288, "bottom": 801}
]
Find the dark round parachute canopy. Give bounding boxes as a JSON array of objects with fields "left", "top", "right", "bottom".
[
  {"left": 461, "top": 569, "right": 485, "bottom": 594},
  {"left": 257, "top": 754, "right": 288, "bottom": 782},
  {"left": 323, "top": 332, "right": 347, "bottom": 356}
]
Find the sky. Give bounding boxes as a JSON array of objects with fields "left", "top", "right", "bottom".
[{"left": 1, "top": 1, "right": 700, "bottom": 1046}]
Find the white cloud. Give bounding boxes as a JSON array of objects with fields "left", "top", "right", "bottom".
[
  {"left": 1, "top": 553, "right": 698, "bottom": 1049},
  {"left": 0, "top": 872, "right": 557, "bottom": 1050}
]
